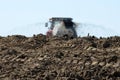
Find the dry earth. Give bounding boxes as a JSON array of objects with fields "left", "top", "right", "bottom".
[{"left": 0, "top": 34, "right": 120, "bottom": 80}]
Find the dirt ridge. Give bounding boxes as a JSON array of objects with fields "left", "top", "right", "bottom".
[{"left": 0, "top": 34, "right": 120, "bottom": 80}]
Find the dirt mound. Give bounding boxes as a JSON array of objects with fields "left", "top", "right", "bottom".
[{"left": 0, "top": 34, "right": 120, "bottom": 80}]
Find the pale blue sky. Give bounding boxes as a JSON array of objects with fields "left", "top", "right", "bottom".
[{"left": 0, "top": 0, "right": 120, "bottom": 36}]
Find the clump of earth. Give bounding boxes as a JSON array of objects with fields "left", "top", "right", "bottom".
[{"left": 0, "top": 34, "right": 120, "bottom": 80}]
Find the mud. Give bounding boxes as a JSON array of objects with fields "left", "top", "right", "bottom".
[{"left": 0, "top": 34, "right": 120, "bottom": 80}]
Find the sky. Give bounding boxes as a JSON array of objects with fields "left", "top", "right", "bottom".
[{"left": 0, "top": 0, "right": 120, "bottom": 37}]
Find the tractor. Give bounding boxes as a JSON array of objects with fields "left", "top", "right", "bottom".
[{"left": 45, "top": 17, "right": 77, "bottom": 38}]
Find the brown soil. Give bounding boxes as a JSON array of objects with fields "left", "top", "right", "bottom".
[{"left": 0, "top": 34, "right": 120, "bottom": 80}]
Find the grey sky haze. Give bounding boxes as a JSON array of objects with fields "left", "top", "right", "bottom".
[{"left": 0, "top": 0, "right": 120, "bottom": 36}]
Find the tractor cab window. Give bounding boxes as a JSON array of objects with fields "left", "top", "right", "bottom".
[
  {"left": 54, "top": 21, "right": 61, "bottom": 25},
  {"left": 50, "top": 21, "right": 61, "bottom": 30},
  {"left": 50, "top": 21, "right": 54, "bottom": 29}
]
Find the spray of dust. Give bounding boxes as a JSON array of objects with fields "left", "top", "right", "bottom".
[
  {"left": 4, "top": 22, "right": 119, "bottom": 37},
  {"left": 75, "top": 23, "right": 119, "bottom": 37}
]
